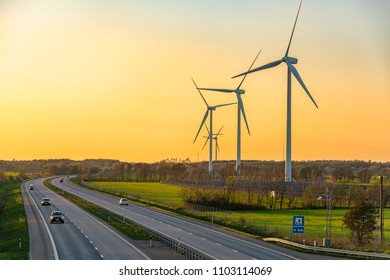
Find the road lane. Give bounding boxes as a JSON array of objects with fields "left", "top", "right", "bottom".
[
  {"left": 23, "top": 178, "right": 150, "bottom": 260},
  {"left": 21, "top": 181, "right": 56, "bottom": 260},
  {"left": 52, "top": 177, "right": 323, "bottom": 260}
]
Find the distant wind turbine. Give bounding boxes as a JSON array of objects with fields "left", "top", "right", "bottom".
[
  {"left": 202, "top": 125, "right": 224, "bottom": 161},
  {"left": 198, "top": 50, "right": 262, "bottom": 179},
  {"left": 232, "top": 0, "right": 318, "bottom": 182},
  {"left": 192, "top": 78, "right": 236, "bottom": 177}
]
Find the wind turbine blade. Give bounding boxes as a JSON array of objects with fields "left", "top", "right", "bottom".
[
  {"left": 194, "top": 110, "right": 209, "bottom": 143},
  {"left": 216, "top": 125, "right": 224, "bottom": 135},
  {"left": 232, "top": 59, "right": 283, "bottom": 79},
  {"left": 237, "top": 94, "right": 251, "bottom": 135},
  {"left": 216, "top": 141, "right": 220, "bottom": 153},
  {"left": 214, "top": 102, "right": 237, "bottom": 108},
  {"left": 191, "top": 78, "right": 209, "bottom": 107},
  {"left": 286, "top": 61, "right": 319, "bottom": 109},
  {"left": 285, "top": 0, "right": 303, "bottom": 57},
  {"left": 202, "top": 137, "right": 209, "bottom": 150},
  {"left": 237, "top": 49, "right": 262, "bottom": 89},
  {"left": 198, "top": 88, "right": 235, "bottom": 93},
  {"left": 205, "top": 123, "right": 210, "bottom": 134}
]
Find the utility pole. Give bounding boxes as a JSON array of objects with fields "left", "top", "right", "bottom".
[
  {"left": 325, "top": 187, "right": 332, "bottom": 247},
  {"left": 317, "top": 187, "right": 332, "bottom": 247}
]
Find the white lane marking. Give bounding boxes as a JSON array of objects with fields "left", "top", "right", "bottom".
[
  {"left": 53, "top": 179, "right": 215, "bottom": 260},
  {"left": 24, "top": 182, "right": 59, "bottom": 260}
]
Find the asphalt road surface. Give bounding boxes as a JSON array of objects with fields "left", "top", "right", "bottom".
[
  {"left": 50, "top": 177, "right": 341, "bottom": 260},
  {"left": 21, "top": 178, "right": 150, "bottom": 260}
]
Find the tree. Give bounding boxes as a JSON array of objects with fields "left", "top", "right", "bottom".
[{"left": 342, "top": 202, "right": 378, "bottom": 245}]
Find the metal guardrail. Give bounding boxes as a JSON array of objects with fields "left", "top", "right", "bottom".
[
  {"left": 263, "top": 237, "right": 390, "bottom": 259},
  {"left": 50, "top": 180, "right": 209, "bottom": 260}
]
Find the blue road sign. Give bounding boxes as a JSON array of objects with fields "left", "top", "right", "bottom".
[
  {"left": 293, "top": 216, "right": 304, "bottom": 226},
  {"left": 293, "top": 227, "right": 304, "bottom": 233},
  {"left": 292, "top": 216, "right": 305, "bottom": 234}
]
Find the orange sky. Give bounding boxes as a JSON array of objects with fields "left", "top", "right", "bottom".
[{"left": 0, "top": 0, "right": 389, "bottom": 163}]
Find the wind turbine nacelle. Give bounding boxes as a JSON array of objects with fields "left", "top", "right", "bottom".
[
  {"left": 286, "top": 57, "right": 298, "bottom": 64},
  {"left": 236, "top": 89, "right": 245, "bottom": 95}
]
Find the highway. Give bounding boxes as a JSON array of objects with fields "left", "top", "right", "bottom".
[
  {"left": 21, "top": 178, "right": 150, "bottom": 260},
  {"left": 50, "top": 177, "right": 340, "bottom": 260}
]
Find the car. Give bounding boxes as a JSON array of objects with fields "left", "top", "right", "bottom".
[
  {"left": 29, "top": 184, "right": 34, "bottom": 190},
  {"left": 41, "top": 198, "right": 51, "bottom": 206},
  {"left": 119, "top": 198, "right": 129, "bottom": 205},
  {"left": 50, "top": 211, "right": 64, "bottom": 224}
]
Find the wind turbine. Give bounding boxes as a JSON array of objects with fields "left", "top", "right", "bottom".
[
  {"left": 192, "top": 78, "right": 236, "bottom": 177},
  {"left": 232, "top": 0, "right": 318, "bottom": 182},
  {"left": 197, "top": 50, "right": 262, "bottom": 180},
  {"left": 202, "top": 125, "right": 224, "bottom": 161}
]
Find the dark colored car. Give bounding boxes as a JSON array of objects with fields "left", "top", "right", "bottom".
[
  {"left": 41, "top": 198, "right": 51, "bottom": 206},
  {"left": 50, "top": 211, "right": 64, "bottom": 224}
]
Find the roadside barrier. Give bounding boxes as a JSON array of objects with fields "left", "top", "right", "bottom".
[
  {"left": 46, "top": 180, "right": 209, "bottom": 260},
  {"left": 263, "top": 237, "right": 390, "bottom": 259}
]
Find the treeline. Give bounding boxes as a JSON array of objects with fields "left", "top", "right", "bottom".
[
  {"left": 182, "top": 179, "right": 390, "bottom": 210},
  {"left": 1, "top": 158, "right": 389, "bottom": 183},
  {"left": 79, "top": 159, "right": 390, "bottom": 184}
]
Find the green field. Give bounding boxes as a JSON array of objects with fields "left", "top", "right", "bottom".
[
  {"left": 86, "top": 181, "right": 390, "bottom": 251},
  {"left": 87, "top": 181, "right": 184, "bottom": 208},
  {"left": 207, "top": 208, "right": 390, "bottom": 246}
]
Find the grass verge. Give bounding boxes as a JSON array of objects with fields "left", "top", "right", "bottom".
[{"left": 0, "top": 182, "right": 29, "bottom": 260}]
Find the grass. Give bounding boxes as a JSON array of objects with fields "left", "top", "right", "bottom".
[
  {"left": 86, "top": 181, "right": 184, "bottom": 208},
  {"left": 80, "top": 180, "right": 390, "bottom": 253},
  {"left": 207, "top": 209, "right": 390, "bottom": 244},
  {"left": 0, "top": 182, "right": 29, "bottom": 260}
]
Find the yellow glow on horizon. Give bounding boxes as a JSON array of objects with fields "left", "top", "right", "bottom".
[{"left": 0, "top": 0, "right": 389, "bottom": 163}]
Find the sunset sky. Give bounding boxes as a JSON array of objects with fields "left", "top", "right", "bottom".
[{"left": 0, "top": 0, "right": 389, "bottom": 163}]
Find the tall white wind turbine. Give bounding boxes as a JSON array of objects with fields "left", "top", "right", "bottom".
[
  {"left": 192, "top": 78, "right": 236, "bottom": 177},
  {"left": 202, "top": 125, "right": 224, "bottom": 161},
  {"left": 198, "top": 50, "right": 262, "bottom": 179},
  {"left": 232, "top": 0, "right": 318, "bottom": 182}
]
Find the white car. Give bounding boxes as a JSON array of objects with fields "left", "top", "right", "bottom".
[{"left": 119, "top": 198, "right": 129, "bottom": 205}]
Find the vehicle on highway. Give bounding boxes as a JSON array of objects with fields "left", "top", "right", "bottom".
[
  {"left": 29, "top": 183, "right": 34, "bottom": 190},
  {"left": 50, "top": 211, "right": 64, "bottom": 223},
  {"left": 119, "top": 198, "right": 129, "bottom": 205},
  {"left": 41, "top": 198, "right": 51, "bottom": 206}
]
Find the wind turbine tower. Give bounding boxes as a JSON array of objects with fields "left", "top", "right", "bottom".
[
  {"left": 233, "top": 0, "right": 318, "bottom": 182},
  {"left": 202, "top": 125, "right": 224, "bottom": 161},
  {"left": 192, "top": 78, "right": 236, "bottom": 177},
  {"left": 198, "top": 50, "right": 262, "bottom": 179}
]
